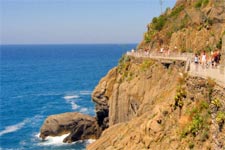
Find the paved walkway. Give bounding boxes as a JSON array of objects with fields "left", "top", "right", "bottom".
[{"left": 126, "top": 51, "right": 225, "bottom": 87}]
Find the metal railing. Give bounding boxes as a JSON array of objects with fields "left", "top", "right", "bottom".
[
  {"left": 126, "top": 50, "right": 225, "bottom": 86},
  {"left": 126, "top": 51, "right": 193, "bottom": 61}
]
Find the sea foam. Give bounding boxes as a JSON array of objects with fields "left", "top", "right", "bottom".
[
  {"left": 36, "top": 133, "right": 70, "bottom": 146},
  {"left": 0, "top": 119, "right": 29, "bottom": 136},
  {"left": 71, "top": 101, "right": 80, "bottom": 110},
  {"left": 63, "top": 95, "right": 79, "bottom": 100},
  {"left": 36, "top": 133, "right": 95, "bottom": 147},
  {"left": 79, "top": 108, "right": 89, "bottom": 113}
]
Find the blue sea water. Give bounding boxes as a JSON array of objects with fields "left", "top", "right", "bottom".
[{"left": 0, "top": 44, "right": 136, "bottom": 150}]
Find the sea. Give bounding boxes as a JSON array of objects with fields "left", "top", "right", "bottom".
[{"left": 0, "top": 44, "right": 136, "bottom": 150}]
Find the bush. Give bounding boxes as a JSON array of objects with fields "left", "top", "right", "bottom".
[
  {"left": 216, "top": 38, "right": 222, "bottom": 49},
  {"left": 118, "top": 55, "right": 131, "bottom": 74},
  {"left": 195, "top": 0, "right": 209, "bottom": 8},
  {"left": 140, "top": 60, "right": 154, "bottom": 71},
  {"left": 152, "top": 15, "right": 167, "bottom": 31},
  {"left": 189, "top": 142, "right": 195, "bottom": 149},
  {"left": 211, "top": 98, "right": 221, "bottom": 110},
  {"left": 181, "top": 100, "right": 210, "bottom": 139},
  {"left": 216, "top": 111, "right": 225, "bottom": 125},
  {"left": 203, "top": 0, "right": 209, "bottom": 6},
  {"left": 195, "top": 0, "right": 202, "bottom": 8},
  {"left": 170, "top": 5, "right": 184, "bottom": 18},
  {"left": 174, "top": 87, "right": 186, "bottom": 109}
]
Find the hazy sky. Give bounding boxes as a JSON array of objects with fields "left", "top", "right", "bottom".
[{"left": 1, "top": 0, "right": 176, "bottom": 44}]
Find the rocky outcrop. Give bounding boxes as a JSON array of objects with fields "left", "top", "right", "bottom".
[
  {"left": 139, "top": 0, "right": 225, "bottom": 53},
  {"left": 39, "top": 112, "right": 101, "bottom": 143},
  {"left": 92, "top": 67, "right": 118, "bottom": 130},
  {"left": 92, "top": 56, "right": 186, "bottom": 126},
  {"left": 87, "top": 74, "right": 225, "bottom": 150}
]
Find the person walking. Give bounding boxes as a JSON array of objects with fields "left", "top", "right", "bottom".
[
  {"left": 194, "top": 53, "right": 199, "bottom": 71},
  {"left": 201, "top": 51, "right": 207, "bottom": 69}
]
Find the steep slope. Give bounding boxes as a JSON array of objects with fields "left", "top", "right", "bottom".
[
  {"left": 88, "top": 56, "right": 225, "bottom": 149},
  {"left": 92, "top": 56, "right": 185, "bottom": 127},
  {"left": 138, "top": 0, "right": 225, "bottom": 53}
]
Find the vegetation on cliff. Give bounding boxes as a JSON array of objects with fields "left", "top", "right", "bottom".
[
  {"left": 139, "top": 0, "right": 225, "bottom": 54},
  {"left": 88, "top": 56, "right": 225, "bottom": 150}
]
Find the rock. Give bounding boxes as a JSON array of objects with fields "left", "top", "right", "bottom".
[
  {"left": 39, "top": 112, "right": 101, "bottom": 143},
  {"left": 92, "top": 67, "right": 118, "bottom": 129}
]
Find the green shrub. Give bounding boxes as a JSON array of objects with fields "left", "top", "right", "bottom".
[
  {"left": 195, "top": 0, "right": 209, "bottom": 8},
  {"left": 200, "top": 100, "right": 209, "bottom": 110},
  {"left": 216, "top": 111, "right": 225, "bottom": 125},
  {"left": 202, "top": 0, "right": 209, "bottom": 6},
  {"left": 144, "top": 30, "right": 156, "bottom": 43},
  {"left": 189, "top": 142, "right": 195, "bottom": 149},
  {"left": 166, "top": 31, "right": 173, "bottom": 39},
  {"left": 174, "top": 87, "right": 186, "bottom": 109},
  {"left": 216, "top": 38, "right": 222, "bottom": 49},
  {"left": 118, "top": 55, "right": 130, "bottom": 66},
  {"left": 195, "top": 0, "right": 203, "bottom": 8},
  {"left": 151, "top": 15, "right": 167, "bottom": 31},
  {"left": 170, "top": 5, "right": 184, "bottom": 18},
  {"left": 211, "top": 98, "right": 221, "bottom": 110},
  {"left": 118, "top": 55, "right": 131, "bottom": 74},
  {"left": 140, "top": 60, "right": 154, "bottom": 71},
  {"left": 144, "top": 32, "right": 151, "bottom": 43},
  {"left": 179, "top": 15, "right": 189, "bottom": 30},
  {"left": 181, "top": 100, "right": 210, "bottom": 139}
]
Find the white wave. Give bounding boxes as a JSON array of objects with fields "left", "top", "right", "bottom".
[
  {"left": 63, "top": 95, "right": 79, "bottom": 100},
  {"left": 0, "top": 119, "right": 29, "bottom": 136},
  {"left": 71, "top": 101, "right": 80, "bottom": 110},
  {"left": 85, "top": 139, "right": 96, "bottom": 144},
  {"left": 79, "top": 91, "right": 92, "bottom": 95},
  {"left": 36, "top": 133, "right": 95, "bottom": 147},
  {"left": 36, "top": 133, "right": 70, "bottom": 146},
  {"left": 79, "top": 108, "right": 88, "bottom": 113}
]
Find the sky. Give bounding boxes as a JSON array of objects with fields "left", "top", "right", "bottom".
[{"left": 1, "top": 0, "right": 176, "bottom": 44}]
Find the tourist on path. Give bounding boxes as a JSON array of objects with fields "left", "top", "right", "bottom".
[{"left": 201, "top": 51, "right": 207, "bottom": 69}]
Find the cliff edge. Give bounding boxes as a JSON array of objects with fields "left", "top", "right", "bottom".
[{"left": 88, "top": 56, "right": 225, "bottom": 149}]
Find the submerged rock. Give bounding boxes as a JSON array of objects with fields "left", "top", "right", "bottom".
[{"left": 39, "top": 112, "right": 101, "bottom": 143}]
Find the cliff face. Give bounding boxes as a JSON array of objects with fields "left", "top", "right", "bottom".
[
  {"left": 138, "top": 0, "right": 225, "bottom": 53},
  {"left": 92, "top": 56, "right": 185, "bottom": 126},
  {"left": 88, "top": 56, "right": 225, "bottom": 149}
]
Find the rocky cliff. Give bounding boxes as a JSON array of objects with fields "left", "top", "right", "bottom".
[
  {"left": 138, "top": 0, "right": 225, "bottom": 53},
  {"left": 87, "top": 56, "right": 225, "bottom": 149}
]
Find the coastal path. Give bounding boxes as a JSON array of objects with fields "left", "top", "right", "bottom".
[{"left": 126, "top": 51, "right": 225, "bottom": 87}]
